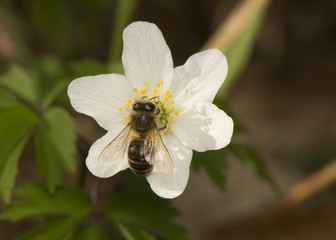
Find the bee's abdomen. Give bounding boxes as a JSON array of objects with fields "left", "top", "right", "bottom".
[{"left": 128, "top": 139, "right": 153, "bottom": 176}]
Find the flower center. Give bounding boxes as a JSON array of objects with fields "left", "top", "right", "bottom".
[{"left": 117, "top": 80, "right": 183, "bottom": 135}]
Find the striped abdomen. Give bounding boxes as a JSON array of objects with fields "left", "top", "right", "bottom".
[{"left": 128, "top": 139, "right": 153, "bottom": 176}]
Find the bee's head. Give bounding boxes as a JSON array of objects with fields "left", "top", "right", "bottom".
[{"left": 133, "top": 100, "right": 155, "bottom": 112}]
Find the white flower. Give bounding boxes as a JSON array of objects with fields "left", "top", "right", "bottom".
[{"left": 68, "top": 21, "right": 233, "bottom": 199}]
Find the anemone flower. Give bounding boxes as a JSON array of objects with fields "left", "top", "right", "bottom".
[{"left": 68, "top": 21, "right": 233, "bottom": 199}]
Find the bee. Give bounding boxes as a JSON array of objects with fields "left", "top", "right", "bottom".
[{"left": 98, "top": 97, "right": 173, "bottom": 176}]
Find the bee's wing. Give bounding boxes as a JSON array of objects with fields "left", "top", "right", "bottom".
[
  {"left": 144, "top": 125, "right": 173, "bottom": 175},
  {"left": 98, "top": 124, "right": 132, "bottom": 164}
]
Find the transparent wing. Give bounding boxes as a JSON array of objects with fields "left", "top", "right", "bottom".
[
  {"left": 98, "top": 124, "right": 132, "bottom": 164},
  {"left": 144, "top": 125, "right": 173, "bottom": 175}
]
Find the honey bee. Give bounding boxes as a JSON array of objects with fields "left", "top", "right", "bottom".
[{"left": 98, "top": 97, "right": 173, "bottom": 176}]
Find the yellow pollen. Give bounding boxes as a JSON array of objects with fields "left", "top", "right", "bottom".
[
  {"left": 160, "top": 80, "right": 163, "bottom": 85},
  {"left": 164, "top": 105, "right": 169, "bottom": 109},
  {"left": 148, "top": 93, "right": 152, "bottom": 98},
  {"left": 166, "top": 89, "right": 172, "bottom": 98},
  {"left": 125, "top": 103, "right": 130, "bottom": 107},
  {"left": 174, "top": 110, "right": 179, "bottom": 116},
  {"left": 168, "top": 116, "right": 174, "bottom": 122},
  {"left": 133, "top": 88, "right": 138, "bottom": 92},
  {"left": 169, "top": 126, "right": 174, "bottom": 131},
  {"left": 170, "top": 99, "right": 174, "bottom": 104},
  {"left": 180, "top": 109, "right": 184, "bottom": 113},
  {"left": 156, "top": 82, "right": 160, "bottom": 88},
  {"left": 132, "top": 96, "right": 137, "bottom": 100},
  {"left": 124, "top": 116, "right": 129, "bottom": 120},
  {"left": 145, "top": 82, "right": 149, "bottom": 86},
  {"left": 118, "top": 107, "right": 123, "bottom": 111},
  {"left": 140, "top": 88, "right": 147, "bottom": 94}
]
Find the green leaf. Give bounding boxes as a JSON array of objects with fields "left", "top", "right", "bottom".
[
  {"left": 0, "top": 106, "right": 38, "bottom": 203},
  {"left": 70, "top": 58, "right": 109, "bottom": 77},
  {"left": 228, "top": 142, "right": 277, "bottom": 188},
  {"left": 0, "top": 88, "right": 20, "bottom": 109},
  {"left": 0, "top": 184, "right": 92, "bottom": 221},
  {"left": 18, "top": 216, "right": 81, "bottom": 240},
  {"left": 41, "top": 79, "right": 68, "bottom": 109},
  {"left": 192, "top": 150, "right": 228, "bottom": 190},
  {"left": 35, "top": 107, "right": 76, "bottom": 192},
  {"left": 118, "top": 223, "right": 155, "bottom": 240},
  {"left": 77, "top": 224, "right": 108, "bottom": 240},
  {"left": 0, "top": 64, "right": 39, "bottom": 104},
  {"left": 103, "top": 188, "right": 189, "bottom": 240}
]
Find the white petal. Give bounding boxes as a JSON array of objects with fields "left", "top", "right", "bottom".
[
  {"left": 174, "top": 102, "right": 233, "bottom": 152},
  {"left": 86, "top": 131, "right": 129, "bottom": 178},
  {"left": 122, "top": 21, "right": 173, "bottom": 92},
  {"left": 146, "top": 132, "right": 192, "bottom": 199},
  {"left": 171, "top": 49, "right": 228, "bottom": 107},
  {"left": 68, "top": 74, "right": 133, "bottom": 131}
]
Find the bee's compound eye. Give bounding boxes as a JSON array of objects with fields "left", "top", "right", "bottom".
[
  {"left": 133, "top": 103, "right": 139, "bottom": 110},
  {"left": 144, "top": 103, "right": 155, "bottom": 112}
]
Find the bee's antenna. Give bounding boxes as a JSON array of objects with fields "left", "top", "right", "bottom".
[{"left": 149, "top": 96, "right": 159, "bottom": 101}]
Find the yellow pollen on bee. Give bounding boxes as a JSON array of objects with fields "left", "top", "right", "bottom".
[
  {"left": 133, "top": 88, "right": 138, "bottom": 92},
  {"left": 124, "top": 116, "right": 129, "bottom": 121},
  {"left": 118, "top": 107, "right": 123, "bottom": 111},
  {"left": 145, "top": 82, "right": 149, "bottom": 86}
]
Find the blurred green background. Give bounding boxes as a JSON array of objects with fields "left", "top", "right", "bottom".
[{"left": 0, "top": 0, "right": 335, "bottom": 239}]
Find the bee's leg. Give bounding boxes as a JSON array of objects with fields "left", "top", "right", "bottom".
[
  {"left": 155, "top": 107, "right": 160, "bottom": 115},
  {"left": 158, "top": 119, "right": 168, "bottom": 131}
]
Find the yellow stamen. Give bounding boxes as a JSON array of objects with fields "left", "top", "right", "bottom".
[
  {"left": 124, "top": 116, "right": 129, "bottom": 121},
  {"left": 156, "top": 82, "right": 160, "bottom": 88},
  {"left": 133, "top": 88, "right": 138, "bottom": 92},
  {"left": 174, "top": 110, "right": 179, "bottom": 116},
  {"left": 125, "top": 103, "right": 130, "bottom": 107},
  {"left": 170, "top": 99, "right": 174, "bottom": 104},
  {"left": 145, "top": 82, "right": 149, "bottom": 86},
  {"left": 118, "top": 107, "right": 123, "bottom": 111},
  {"left": 140, "top": 88, "right": 147, "bottom": 94},
  {"left": 168, "top": 116, "right": 174, "bottom": 122},
  {"left": 132, "top": 96, "right": 137, "bottom": 101},
  {"left": 160, "top": 80, "right": 163, "bottom": 85},
  {"left": 148, "top": 93, "right": 152, "bottom": 98},
  {"left": 180, "top": 109, "right": 184, "bottom": 113},
  {"left": 169, "top": 126, "right": 174, "bottom": 131},
  {"left": 166, "top": 89, "right": 172, "bottom": 98}
]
